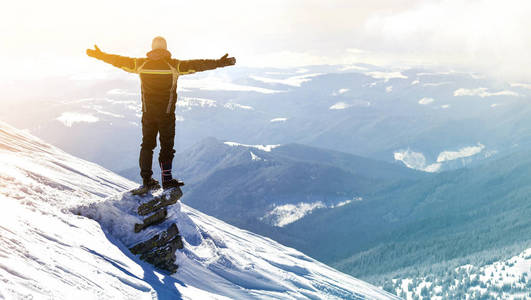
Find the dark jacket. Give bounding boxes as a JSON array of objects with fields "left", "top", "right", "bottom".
[{"left": 89, "top": 48, "right": 226, "bottom": 113}]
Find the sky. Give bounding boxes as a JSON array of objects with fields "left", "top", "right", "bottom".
[{"left": 1, "top": 0, "right": 530, "bottom": 81}]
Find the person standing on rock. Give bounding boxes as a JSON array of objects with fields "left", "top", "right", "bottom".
[{"left": 86, "top": 37, "right": 236, "bottom": 192}]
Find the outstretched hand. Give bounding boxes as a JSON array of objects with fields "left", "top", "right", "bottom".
[
  {"left": 86, "top": 45, "right": 102, "bottom": 58},
  {"left": 218, "top": 53, "right": 236, "bottom": 67}
]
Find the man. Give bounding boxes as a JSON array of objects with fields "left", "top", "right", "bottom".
[{"left": 86, "top": 36, "right": 236, "bottom": 192}]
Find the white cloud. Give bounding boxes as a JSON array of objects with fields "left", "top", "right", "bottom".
[
  {"left": 106, "top": 89, "right": 139, "bottom": 96},
  {"left": 270, "top": 118, "right": 287, "bottom": 123},
  {"left": 393, "top": 149, "right": 441, "bottom": 173},
  {"left": 56, "top": 112, "right": 99, "bottom": 127},
  {"left": 177, "top": 97, "right": 217, "bottom": 109},
  {"left": 339, "top": 65, "right": 368, "bottom": 71},
  {"left": 363, "top": 0, "right": 531, "bottom": 81},
  {"left": 249, "top": 73, "right": 322, "bottom": 87},
  {"left": 453, "top": 88, "right": 519, "bottom": 98},
  {"left": 411, "top": 79, "right": 420, "bottom": 85},
  {"left": 365, "top": 71, "right": 407, "bottom": 81},
  {"left": 385, "top": 86, "right": 393, "bottom": 93},
  {"left": 441, "top": 104, "right": 450, "bottom": 109},
  {"left": 86, "top": 105, "right": 124, "bottom": 118},
  {"left": 436, "top": 144, "right": 485, "bottom": 163},
  {"left": 423, "top": 82, "right": 452, "bottom": 87},
  {"left": 510, "top": 83, "right": 531, "bottom": 90},
  {"left": 224, "top": 103, "right": 254, "bottom": 110},
  {"left": 179, "top": 76, "right": 282, "bottom": 94},
  {"left": 418, "top": 97, "right": 434, "bottom": 105},
  {"left": 332, "top": 88, "right": 350, "bottom": 96},
  {"left": 329, "top": 102, "right": 352, "bottom": 110}
]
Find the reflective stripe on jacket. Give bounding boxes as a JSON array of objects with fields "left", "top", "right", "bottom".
[{"left": 92, "top": 48, "right": 220, "bottom": 113}]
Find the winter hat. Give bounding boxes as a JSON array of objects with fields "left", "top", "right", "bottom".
[{"left": 152, "top": 36, "right": 167, "bottom": 50}]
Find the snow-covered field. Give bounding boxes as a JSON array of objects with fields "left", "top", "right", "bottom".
[{"left": 0, "top": 120, "right": 398, "bottom": 299}]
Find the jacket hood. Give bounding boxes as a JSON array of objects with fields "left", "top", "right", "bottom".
[{"left": 146, "top": 49, "right": 171, "bottom": 61}]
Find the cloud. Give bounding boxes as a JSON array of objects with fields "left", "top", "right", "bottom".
[
  {"left": 453, "top": 88, "right": 519, "bottom": 98},
  {"left": 362, "top": 0, "right": 531, "bottom": 81},
  {"left": 394, "top": 149, "right": 441, "bottom": 173},
  {"left": 510, "top": 83, "right": 531, "bottom": 90},
  {"left": 436, "top": 144, "right": 485, "bottom": 163},
  {"left": 329, "top": 102, "right": 352, "bottom": 110},
  {"left": 179, "top": 76, "right": 283, "bottom": 94},
  {"left": 365, "top": 71, "right": 407, "bottom": 81},
  {"left": 224, "top": 103, "right": 254, "bottom": 110},
  {"left": 270, "top": 118, "right": 287, "bottom": 123},
  {"left": 418, "top": 97, "right": 434, "bottom": 105},
  {"left": 107, "top": 89, "right": 139, "bottom": 96},
  {"left": 423, "top": 82, "right": 452, "bottom": 87},
  {"left": 332, "top": 88, "right": 350, "bottom": 96},
  {"left": 177, "top": 97, "right": 217, "bottom": 109},
  {"left": 56, "top": 112, "right": 99, "bottom": 127},
  {"left": 395, "top": 144, "right": 485, "bottom": 172},
  {"left": 249, "top": 73, "right": 322, "bottom": 87}
]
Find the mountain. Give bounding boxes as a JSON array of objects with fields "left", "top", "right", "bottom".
[
  {"left": 268, "top": 147, "right": 531, "bottom": 298},
  {"left": 0, "top": 120, "right": 398, "bottom": 299},
  {"left": 4, "top": 64, "right": 531, "bottom": 175},
  {"left": 128, "top": 136, "right": 531, "bottom": 299},
  {"left": 122, "top": 137, "right": 423, "bottom": 230}
]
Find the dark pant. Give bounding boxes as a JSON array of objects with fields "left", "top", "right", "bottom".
[{"left": 139, "top": 109, "right": 176, "bottom": 180}]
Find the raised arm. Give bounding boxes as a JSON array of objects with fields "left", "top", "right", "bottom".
[
  {"left": 86, "top": 45, "right": 139, "bottom": 73},
  {"left": 176, "top": 53, "right": 236, "bottom": 75}
]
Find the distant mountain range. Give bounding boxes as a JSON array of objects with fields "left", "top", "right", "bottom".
[
  {"left": 3, "top": 64, "right": 531, "bottom": 174},
  {"left": 122, "top": 137, "right": 422, "bottom": 229}
]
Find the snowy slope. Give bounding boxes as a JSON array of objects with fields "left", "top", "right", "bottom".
[
  {"left": 0, "top": 121, "right": 398, "bottom": 299},
  {"left": 393, "top": 248, "right": 531, "bottom": 299}
]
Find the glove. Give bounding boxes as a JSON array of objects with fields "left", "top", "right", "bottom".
[
  {"left": 218, "top": 53, "right": 236, "bottom": 67},
  {"left": 86, "top": 45, "right": 103, "bottom": 58}
]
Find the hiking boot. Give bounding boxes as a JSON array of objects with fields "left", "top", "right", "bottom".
[
  {"left": 143, "top": 177, "right": 160, "bottom": 190},
  {"left": 162, "top": 178, "right": 185, "bottom": 190},
  {"left": 131, "top": 177, "right": 160, "bottom": 195}
]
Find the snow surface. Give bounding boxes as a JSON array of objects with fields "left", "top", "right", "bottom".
[
  {"left": 436, "top": 143, "right": 485, "bottom": 163},
  {"left": 395, "top": 248, "right": 531, "bottom": 299},
  {"left": 261, "top": 198, "right": 360, "bottom": 227},
  {"left": 0, "top": 120, "right": 398, "bottom": 299},
  {"left": 249, "top": 151, "right": 264, "bottom": 161},
  {"left": 224, "top": 141, "right": 281, "bottom": 152},
  {"left": 393, "top": 149, "right": 441, "bottom": 173},
  {"left": 394, "top": 144, "right": 486, "bottom": 173}
]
